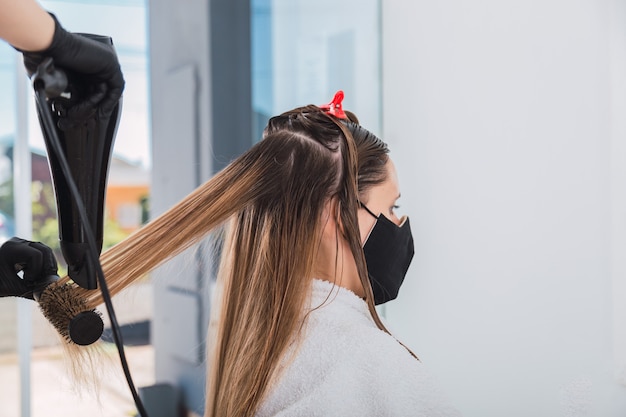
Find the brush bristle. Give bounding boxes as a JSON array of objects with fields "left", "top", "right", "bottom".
[{"left": 38, "top": 281, "right": 103, "bottom": 344}]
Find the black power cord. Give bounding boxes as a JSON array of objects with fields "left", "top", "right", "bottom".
[{"left": 33, "top": 83, "right": 149, "bottom": 417}]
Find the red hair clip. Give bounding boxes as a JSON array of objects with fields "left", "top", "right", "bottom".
[{"left": 319, "top": 90, "right": 347, "bottom": 119}]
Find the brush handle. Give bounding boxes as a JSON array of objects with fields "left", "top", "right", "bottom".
[{"left": 32, "top": 274, "right": 59, "bottom": 302}]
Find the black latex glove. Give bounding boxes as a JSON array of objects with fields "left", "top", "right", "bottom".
[
  {"left": 21, "top": 13, "right": 125, "bottom": 117},
  {"left": 0, "top": 237, "right": 59, "bottom": 300}
]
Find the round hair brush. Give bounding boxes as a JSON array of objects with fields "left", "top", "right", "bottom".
[{"left": 35, "top": 280, "right": 104, "bottom": 346}]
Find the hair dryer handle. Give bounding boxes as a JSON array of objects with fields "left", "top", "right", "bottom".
[{"left": 31, "top": 57, "right": 68, "bottom": 98}]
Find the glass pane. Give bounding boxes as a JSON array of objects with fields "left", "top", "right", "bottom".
[
  {"left": 0, "top": 1, "right": 153, "bottom": 416},
  {"left": 251, "top": 0, "right": 382, "bottom": 141},
  {"left": 0, "top": 40, "right": 18, "bottom": 417}
]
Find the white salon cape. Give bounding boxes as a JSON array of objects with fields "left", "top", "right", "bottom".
[{"left": 256, "top": 279, "right": 462, "bottom": 417}]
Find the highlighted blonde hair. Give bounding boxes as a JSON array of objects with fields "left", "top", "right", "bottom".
[{"left": 47, "top": 105, "right": 405, "bottom": 416}]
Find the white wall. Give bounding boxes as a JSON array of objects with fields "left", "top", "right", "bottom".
[{"left": 382, "top": 1, "right": 626, "bottom": 416}]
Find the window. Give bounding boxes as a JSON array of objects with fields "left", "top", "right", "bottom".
[
  {"left": 251, "top": 0, "right": 382, "bottom": 140},
  {"left": 0, "top": 1, "right": 151, "bottom": 415}
]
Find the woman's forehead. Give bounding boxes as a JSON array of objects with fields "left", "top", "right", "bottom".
[{"left": 366, "top": 160, "right": 401, "bottom": 202}]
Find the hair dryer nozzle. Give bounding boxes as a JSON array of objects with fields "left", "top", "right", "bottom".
[{"left": 34, "top": 35, "right": 122, "bottom": 290}]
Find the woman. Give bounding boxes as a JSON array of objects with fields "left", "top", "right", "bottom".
[
  {"left": 40, "top": 93, "right": 460, "bottom": 416},
  {"left": 244, "top": 103, "right": 462, "bottom": 417}
]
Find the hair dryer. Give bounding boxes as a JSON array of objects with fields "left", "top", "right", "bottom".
[
  {"left": 34, "top": 34, "right": 121, "bottom": 290},
  {"left": 30, "top": 35, "right": 150, "bottom": 417}
]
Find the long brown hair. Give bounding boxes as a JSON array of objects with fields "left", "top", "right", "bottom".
[{"left": 48, "top": 105, "right": 400, "bottom": 416}]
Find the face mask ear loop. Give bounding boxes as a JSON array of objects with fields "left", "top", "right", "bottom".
[{"left": 359, "top": 202, "right": 379, "bottom": 219}]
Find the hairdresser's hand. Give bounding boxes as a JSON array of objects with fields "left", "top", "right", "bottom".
[
  {"left": 0, "top": 237, "right": 59, "bottom": 300},
  {"left": 20, "top": 13, "right": 125, "bottom": 117}
]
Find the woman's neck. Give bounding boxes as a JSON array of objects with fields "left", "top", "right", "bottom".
[{"left": 312, "top": 233, "right": 365, "bottom": 299}]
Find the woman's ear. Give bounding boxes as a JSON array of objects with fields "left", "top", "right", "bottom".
[{"left": 357, "top": 201, "right": 377, "bottom": 246}]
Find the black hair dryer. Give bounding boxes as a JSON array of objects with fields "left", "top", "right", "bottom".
[{"left": 33, "top": 35, "right": 121, "bottom": 290}]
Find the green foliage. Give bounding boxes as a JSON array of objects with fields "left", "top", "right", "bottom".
[
  {"left": 31, "top": 180, "right": 56, "bottom": 218},
  {"left": 31, "top": 181, "right": 130, "bottom": 273},
  {"left": 0, "top": 180, "right": 14, "bottom": 217},
  {"left": 103, "top": 216, "right": 130, "bottom": 251},
  {"left": 31, "top": 181, "right": 60, "bottom": 256}
]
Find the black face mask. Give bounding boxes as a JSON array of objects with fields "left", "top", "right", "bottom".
[{"left": 361, "top": 204, "right": 415, "bottom": 305}]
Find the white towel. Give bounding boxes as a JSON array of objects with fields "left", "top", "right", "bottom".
[{"left": 256, "top": 279, "right": 463, "bottom": 417}]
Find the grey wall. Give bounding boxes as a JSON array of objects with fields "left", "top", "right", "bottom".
[
  {"left": 149, "top": 0, "right": 212, "bottom": 414},
  {"left": 148, "top": 0, "right": 251, "bottom": 414}
]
